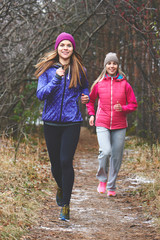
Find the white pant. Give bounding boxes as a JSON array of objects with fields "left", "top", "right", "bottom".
[{"left": 96, "top": 127, "right": 126, "bottom": 191}]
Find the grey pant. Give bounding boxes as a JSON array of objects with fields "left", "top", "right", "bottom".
[{"left": 96, "top": 127, "right": 126, "bottom": 191}]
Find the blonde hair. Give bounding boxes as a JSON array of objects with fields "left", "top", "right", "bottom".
[
  {"left": 34, "top": 50, "right": 87, "bottom": 88},
  {"left": 90, "top": 67, "right": 126, "bottom": 91}
]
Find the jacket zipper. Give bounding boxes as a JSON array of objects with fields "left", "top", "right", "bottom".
[
  {"left": 59, "top": 74, "right": 67, "bottom": 121},
  {"left": 110, "top": 77, "right": 113, "bottom": 129}
]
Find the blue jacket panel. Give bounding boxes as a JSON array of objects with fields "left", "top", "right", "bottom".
[{"left": 36, "top": 65, "right": 89, "bottom": 123}]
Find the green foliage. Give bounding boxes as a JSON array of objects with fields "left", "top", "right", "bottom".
[
  {"left": 150, "top": 21, "right": 160, "bottom": 55},
  {"left": 11, "top": 81, "right": 42, "bottom": 136},
  {"left": 150, "top": 21, "right": 159, "bottom": 38}
]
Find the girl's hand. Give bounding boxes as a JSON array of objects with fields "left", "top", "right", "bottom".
[
  {"left": 56, "top": 67, "right": 65, "bottom": 77},
  {"left": 114, "top": 101, "right": 122, "bottom": 112},
  {"left": 89, "top": 115, "right": 94, "bottom": 126},
  {"left": 81, "top": 93, "right": 89, "bottom": 104}
]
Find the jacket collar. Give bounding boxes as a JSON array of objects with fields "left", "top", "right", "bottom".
[
  {"left": 53, "top": 62, "right": 63, "bottom": 69},
  {"left": 104, "top": 73, "right": 125, "bottom": 82}
]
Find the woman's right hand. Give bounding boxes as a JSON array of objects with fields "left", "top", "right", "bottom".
[
  {"left": 89, "top": 115, "right": 94, "bottom": 126},
  {"left": 56, "top": 67, "right": 65, "bottom": 77}
]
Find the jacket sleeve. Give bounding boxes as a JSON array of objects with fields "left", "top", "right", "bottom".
[
  {"left": 81, "top": 79, "right": 90, "bottom": 97},
  {"left": 122, "top": 82, "right": 138, "bottom": 113},
  {"left": 80, "top": 68, "right": 90, "bottom": 97},
  {"left": 36, "top": 71, "right": 61, "bottom": 101},
  {"left": 86, "top": 83, "right": 98, "bottom": 116}
]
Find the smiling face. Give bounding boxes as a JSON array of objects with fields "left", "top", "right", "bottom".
[
  {"left": 57, "top": 40, "right": 73, "bottom": 65},
  {"left": 106, "top": 61, "right": 118, "bottom": 76}
]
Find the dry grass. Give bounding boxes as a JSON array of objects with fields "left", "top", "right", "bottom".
[
  {"left": 0, "top": 135, "right": 54, "bottom": 239},
  {"left": 124, "top": 137, "right": 160, "bottom": 226}
]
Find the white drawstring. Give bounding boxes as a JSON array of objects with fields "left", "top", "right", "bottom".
[{"left": 67, "top": 65, "right": 70, "bottom": 80}]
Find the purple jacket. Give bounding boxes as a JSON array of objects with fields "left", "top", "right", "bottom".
[{"left": 36, "top": 64, "right": 89, "bottom": 123}]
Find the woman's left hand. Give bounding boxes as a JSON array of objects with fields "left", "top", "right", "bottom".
[
  {"left": 114, "top": 101, "right": 122, "bottom": 112},
  {"left": 81, "top": 93, "right": 89, "bottom": 104}
]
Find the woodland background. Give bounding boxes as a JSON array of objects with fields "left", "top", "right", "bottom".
[
  {"left": 0, "top": 0, "right": 160, "bottom": 145},
  {"left": 0, "top": 1, "right": 160, "bottom": 239}
]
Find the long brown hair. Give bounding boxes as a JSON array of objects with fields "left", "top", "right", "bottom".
[{"left": 34, "top": 49, "right": 87, "bottom": 88}]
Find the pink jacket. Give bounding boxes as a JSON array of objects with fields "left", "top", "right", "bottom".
[{"left": 86, "top": 74, "right": 138, "bottom": 130}]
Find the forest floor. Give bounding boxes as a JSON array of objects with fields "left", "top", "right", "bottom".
[{"left": 21, "top": 127, "right": 160, "bottom": 240}]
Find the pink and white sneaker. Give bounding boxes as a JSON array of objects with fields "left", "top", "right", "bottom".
[
  {"left": 107, "top": 190, "right": 116, "bottom": 197},
  {"left": 97, "top": 182, "right": 107, "bottom": 193}
]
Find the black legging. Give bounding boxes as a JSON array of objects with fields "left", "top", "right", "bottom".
[{"left": 44, "top": 123, "right": 81, "bottom": 205}]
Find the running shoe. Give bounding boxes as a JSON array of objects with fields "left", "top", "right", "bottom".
[
  {"left": 107, "top": 190, "right": 116, "bottom": 197},
  {"left": 60, "top": 205, "right": 70, "bottom": 221},
  {"left": 97, "top": 182, "right": 107, "bottom": 193}
]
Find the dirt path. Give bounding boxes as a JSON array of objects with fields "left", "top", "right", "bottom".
[{"left": 23, "top": 128, "right": 160, "bottom": 240}]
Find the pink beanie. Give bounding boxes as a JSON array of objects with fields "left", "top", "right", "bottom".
[{"left": 54, "top": 32, "right": 76, "bottom": 50}]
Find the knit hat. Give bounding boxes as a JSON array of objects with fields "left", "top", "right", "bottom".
[
  {"left": 104, "top": 52, "right": 119, "bottom": 67},
  {"left": 54, "top": 32, "right": 76, "bottom": 50}
]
